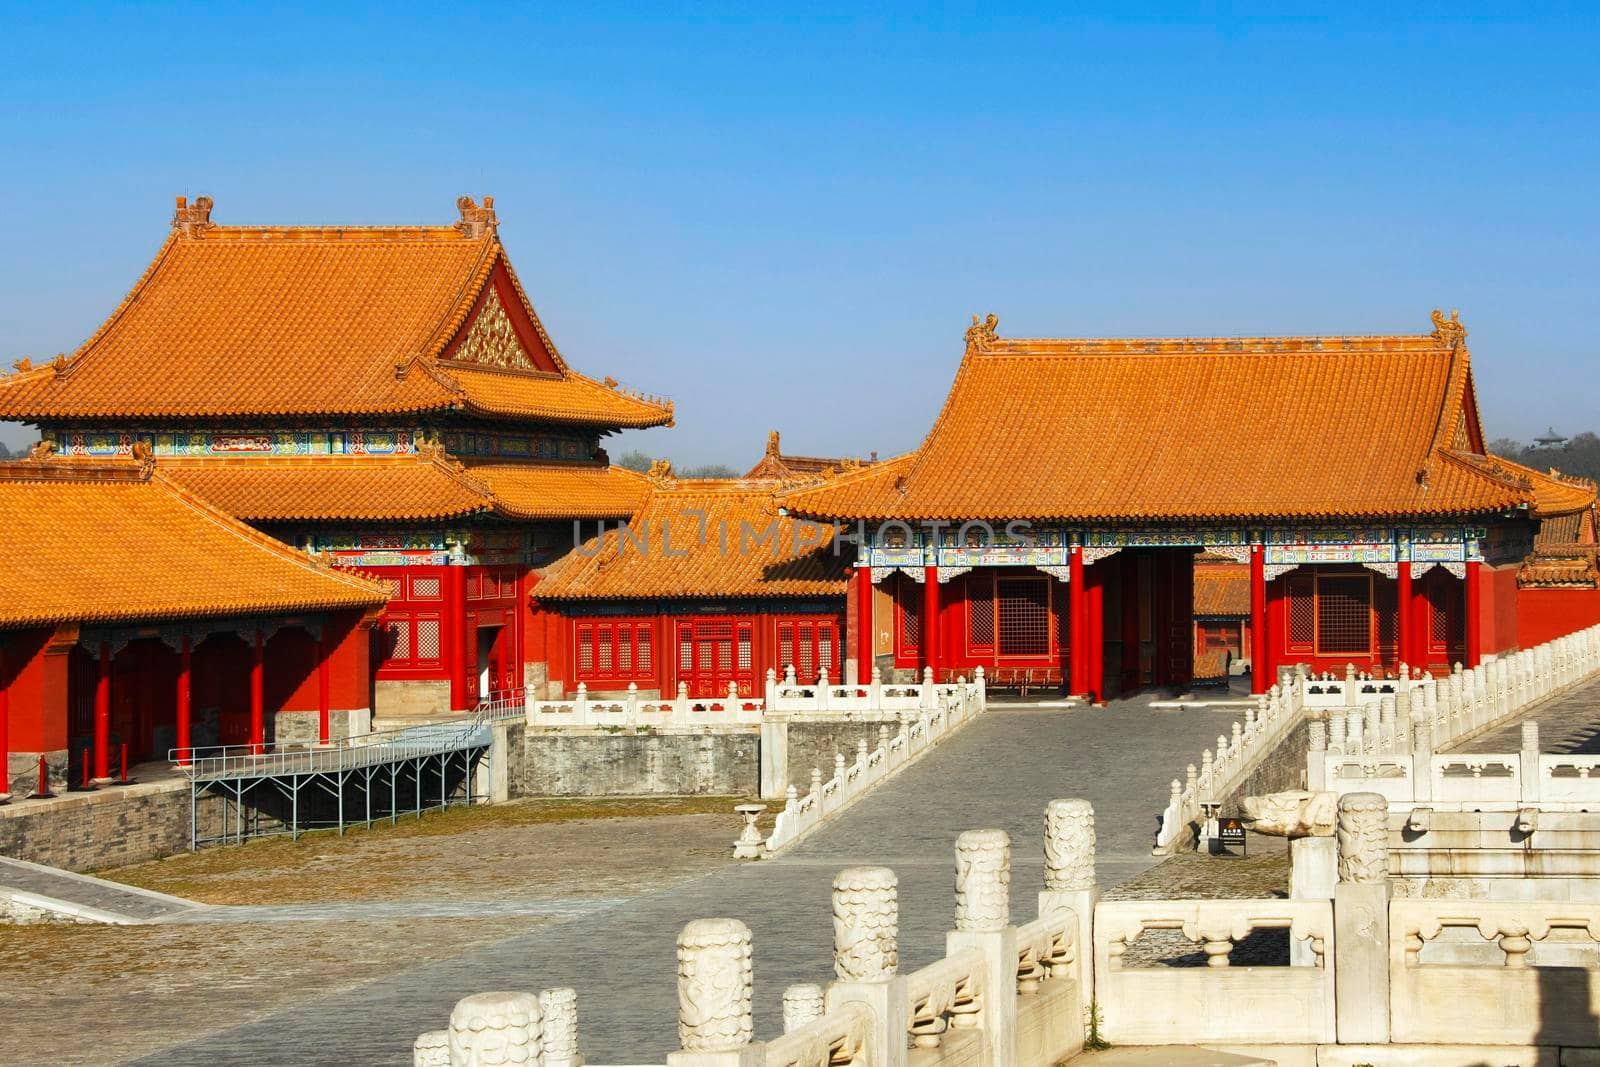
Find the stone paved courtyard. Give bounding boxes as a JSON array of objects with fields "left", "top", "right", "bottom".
[{"left": 93, "top": 700, "right": 1234, "bottom": 1066}]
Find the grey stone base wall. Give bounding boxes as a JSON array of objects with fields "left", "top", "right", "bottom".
[
  {"left": 1226, "top": 719, "right": 1312, "bottom": 813},
  {"left": 518, "top": 729, "right": 760, "bottom": 797},
  {"left": 785, "top": 717, "right": 902, "bottom": 788},
  {"left": 0, "top": 782, "right": 227, "bottom": 872},
  {"left": 273, "top": 708, "right": 373, "bottom": 746},
  {"left": 375, "top": 679, "right": 450, "bottom": 720}
]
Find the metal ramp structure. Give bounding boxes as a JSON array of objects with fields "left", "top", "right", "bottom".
[{"left": 173, "top": 695, "right": 524, "bottom": 849}]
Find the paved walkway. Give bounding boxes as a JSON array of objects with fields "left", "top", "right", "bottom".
[
  {"left": 0, "top": 856, "right": 204, "bottom": 923},
  {"left": 130, "top": 700, "right": 1228, "bottom": 1066},
  {"left": 1447, "top": 675, "right": 1600, "bottom": 754}
]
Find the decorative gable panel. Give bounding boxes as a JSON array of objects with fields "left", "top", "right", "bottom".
[{"left": 452, "top": 286, "right": 537, "bottom": 370}]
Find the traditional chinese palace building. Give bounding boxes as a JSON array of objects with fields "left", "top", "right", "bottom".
[
  {"left": 780, "top": 312, "right": 1598, "bottom": 702},
  {"left": 0, "top": 195, "right": 669, "bottom": 725},
  {"left": 536, "top": 452, "right": 852, "bottom": 699},
  {"left": 0, "top": 452, "right": 388, "bottom": 792}
]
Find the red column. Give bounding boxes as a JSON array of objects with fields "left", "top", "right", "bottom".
[
  {"left": 1410, "top": 568, "right": 1431, "bottom": 672},
  {"left": 93, "top": 642, "right": 111, "bottom": 782},
  {"left": 1465, "top": 560, "right": 1483, "bottom": 667},
  {"left": 446, "top": 567, "right": 471, "bottom": 712},
  {"left": 0, "top": 646, "right": 9, "bottom": 797},
  {"left": 1068, "top": 546, "right": 1086, "bottom": 696},
  {"left": 854, "top": 564, "right": 874, "bottom": 685},
  {"left": 1086, "top": 562, "right": 1105, "bottom": 703},
  {"left": 316, "top": 635, "right": 331, "bottom": 745},
  {"left": 249, "top": 631, "right": 265, "bottom": 754},
  {"left": 1265, "top": 576, "right": 1285, "bottom": 687},
  {"left": 1396, "top": 561, "right": 1413, "bottom": 675},
  {"left": 175, "top": 636, "right": 192, "bottom": 765},
  {"left": 921, "top": 566, "right": 940, "bottom": 679},
  {"left": 1249, "top": 546, "right": 1267, "bottom": 694}
]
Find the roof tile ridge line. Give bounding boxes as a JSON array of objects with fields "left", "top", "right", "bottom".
[
  {"left": 53, "top": 232, "right": 181, "bottom": 379},
  {"left": 564, "top": 367, "right": 675, "bottom": 417},
  {"left": 991, "top": 332, "right": 1438, "bottom": 347},
  {"left": 148, "top": 467, "right": 390, "bottom": 597},
  {"left": 201, "top": 224, "right": 466, "bottom": 238},
  {"left": 1435, "top": 448, "right": 1533, "bottom": 503},
  {"left": 778, "top": 449, "right": 917, "bottom": 501},
  {"left": 414, "top": 236, "right": 507, "bottom": 374},
  {"left": 1421, "top": 338, "right": 1473, "bottom": 471},
  {"left": 421, "top": 450, "right": 498, "bottom": 509}
]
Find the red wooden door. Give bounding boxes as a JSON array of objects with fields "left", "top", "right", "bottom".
[{"left": 676, "top": 619, "right": 754, "bottom": 698}]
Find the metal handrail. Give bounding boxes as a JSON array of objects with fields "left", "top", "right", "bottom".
[{"left": 168, "top": 690, "right": 524, "bottom": 781}]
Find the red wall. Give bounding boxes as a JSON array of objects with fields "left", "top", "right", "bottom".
[
  {"left": 1, "top": 626, "right": 69, "bottom": 752},
  {"left": 1479, "top": 562, "right": 1521, "bottom": 657},
  {"left": 1518, "top": 587, "right": 1600, "bottom": 647}
]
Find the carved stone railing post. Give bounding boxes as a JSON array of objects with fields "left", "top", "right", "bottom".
[
  {"left": 448, "top": 991, "right": 543, "bottom": 1067},
  {"left": 539, "top": 988, "right": 581, "bottom": 1067},
  {"left": 1333, "top": 792, "right": 1390, "bottom": 1044},
  {"left": 759, "top": 712, "right": 789, "bottom": 800},
  {"left": 948, "top": 829, "right": 1017, "bottom": 1067},
  {"left": 670, "top": 919, "right": 762, "bottom": 1067},
  {"left": 1521, "top": 720, "right": 1542, "bottom": 806},
  {"left": 782, "top": 984, "right": 824, "bottom": 1033},
  {"left": 826, "top": 866, "right": 905, "bottom": 1067},
  {"left": 1039, "top": 798, "right": 1096, "bottom": 999},
  {"left": 413, "top": 1030, "right": 449, "bottom": 1067},
  {"left": 1307, "top": 721, "right": 1328, "bottom": 790}
]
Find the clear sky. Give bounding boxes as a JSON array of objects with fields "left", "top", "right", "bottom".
[{"left": 2, "top": 6, "right": 1596, "bottom": 464}]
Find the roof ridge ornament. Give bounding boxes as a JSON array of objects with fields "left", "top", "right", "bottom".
[
  {"left": 766, "top": 430, "right": 781, "bottom": 458},
  {"left": 455, "top": 195, "right": 498, "bottom": 239},
  {"left": 172, "top": 195, "right": 214, "bottom": 236},
  {"left": 647, "top": 458, "right": 675, "bottom": 486},
  {"left": 1430, "top": 308, "right": 1466, "bottom": 350},
  {"left": 965, "top": 313, "right": 1000, "bottom": 353}
]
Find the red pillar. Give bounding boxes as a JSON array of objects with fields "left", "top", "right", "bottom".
[
  {"left": 921, "top": 566, "right": 940, "bottom": 679},
  {"left": 1250, "top": 545, "right": 1268, "bottom": 693},
  {"left": 1068, "top": 546, "right": 1087, "bottom": 696},
  {"left": 1465, "top": 560, "right": 1483, "bottom": 667},
  {"left": 446, "top": 567, "right": 471, "bottom": 712},
  {"left": 1264, "top": 576, "right": 1285, "bottom": 687},
  {"left": 316, "top": 635, "right": 331, "bottom": 745},
  {"left": 0, "top": 646, "right": 9, "bottom": 797},
  {"left": 1120, "top": 552, "right": 1140, "bottom": 693},
  {"left": 1410, "top": 568, "right": 1431, "bottom": 671},
  {"left": 1396, "top": 561, "right": 1413, "bottom": 675},
  {"left": 249, "top": 631, "right": 265, "bottom": 754},
  {"left": 93, "top": 641, "right": 111, "bottom": 782},
  {"left": 1086, "top": 562, "right": 1105, "bottom": 703},
  {"left": 175, "top": 636, "right": 192, "bottom": 765},
  {"left": 854, "top": 564, "right": 874, "bottom": 685}
]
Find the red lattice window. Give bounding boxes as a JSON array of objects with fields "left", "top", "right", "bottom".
[
  {"left": 895, "top": 575, "right": 920, "bottom": 654},
  {"left": 997, "top": 577, "right": 1050, "bottom": 657},
  {"left": 1425, "top": 569, "right": 1465, "bottom": 653},
  {"left": 777, "top": 618, "right": 842, "bottom": 684},
  {"left": 968, "top": 573, "right": 996, "bottom": 648},
  {"left": 386, "top": 620, "right": 411, "bottom": 661},
  {"left": 676, "top": 618, "right": 756, "bottom": 697},
  {"left": 379, "top": 611, "right": 444, "bottom": 671},
  {"left": 576, "top": 620, "right": 656, "bottom": 683},
  {"left": 411, "top": 576, "right": 441, "bottom": 599},
  {"left": 415, "top": 619, "right": 441, "bottom": 661},
  {"left": 1316, "top": 575, "right": 1373, "bottom": 655},
  {"left": 1287, "top": 574, "right": 1315, "bottom": 651}
]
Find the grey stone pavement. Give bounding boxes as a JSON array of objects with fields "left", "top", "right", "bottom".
[
  {"left": 129, "top": 699, "right": 1229, "bottom": 1067},
  {"left": 1448, "top": 675, "right": 1600, "bottom": 754},
  {"left": 0, "top": 856, "right": 202, "bottom": 922}
]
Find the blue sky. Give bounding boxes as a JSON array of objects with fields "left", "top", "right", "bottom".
[{"left": 2, "top": 6, "right": 1596, "bottom": 463}]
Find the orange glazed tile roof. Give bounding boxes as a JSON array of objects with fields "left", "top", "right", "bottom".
[
  {"left": 0, "top": 196, "right": 672, "bottom": 429},
  {"left": 781, "top": 311, "right": 1599, "bottom": 523},
  {"left": 537, "top": 477, "right": 849, "bottom": 601},
  {"left": 0, "top": 453, "right": 388, "bottom": 630},
  {"left": 160, "top": 454, "right": 495, "bottom": 522},
  {"left": 1194, "top": 564, "right": 1251, "bottom": 617},
  {"left": 743, "top": 430, "right": 878, "bottom": 481},
  {"left": 462, "top": 460, "right": 650, "bottom": 520}
]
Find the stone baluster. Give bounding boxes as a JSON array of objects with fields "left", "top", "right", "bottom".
[
  {"left": 1186, "top": 762, "right": 1198, "bottom": 800},
  {"left": 671, "top": 919, "right": 759, "bottom": 1067},
  {"left": 816, "top": 668, "right": 831, "bottom": 712},
  {"left": 1345, "top": 662, "right": 1359, "bottom": 706},
  {"left": 674, "top": 681, "right": 691, "bottom": 725},
  {"left": 811, "top": 767, "right": 823, "bottom": 798},
  {"left": 785, "top": 663, "right": 797, "bottom": 687},
  {"left": 1256, "top": 694, "right": 1269, "bottom": 727},
  {"left": 974, "top": 664, "right": 987, "bottom": 711},
  {"left": 1329, "top": 714, "right": 1346, "bottom": 754},
  {"left": 1365, "top": 698, "right": 1382, "bottom": 755},
  {"left": 1334, "top": 792, "right": 1390, "bottom": 1044},
  {"left": 1041, "top": 798, "right": 1097, "bottom": 996},
  {"left": 1379, "top": 695, "right": 1397, "bottom": 755},
  {"left": 575, "top": 682, "right": 589, "bottom": 726},
  {"left": 869, "top": 664, "right": 883, "bottom": 708},
  {"left": 625, "top": 682, "right": 640, "bottom": 726},
  {"left": 413, "top": 1031, "right": 449, "bottom": 1067},
  {"left": 834, "top": 753, "right": 847, "bottom": 789},
  {"left": 950, "top": 829, "right": 1016, "bottom": 1067},
  {"left": 1393, "top": 688, "right": 1412, "bottom": 755},
  {"left": 1216, "top": 735, "right": 1230, "bottom": 771},
  {"left": 764, "top": 667, "right": 778, "bottom": 709},
  {"left": 920, "top": 666, "right": 936, "bottom": 712},
  {"left": 1412, "top": 719, "right": 1434, "bottom": 803},
  {"left": 828, "top": 867, "right": 905, "bottom": 1067},
  {"left": 1521, "top": 720, "right": 1542, "bottom": 806},
  {"left": 1308, "top": 720, "right": 1328, "bottom": 790},
  {"left": 539, "top": 988, "right": 581, "bottom": 1067},
  {"left": 1499, "top": 925, "right": 1534, "bottom": 968},
  {"left": 1346, "top": 711, "right": 1363, "bottom": 755},
  {"left": 781, "top": 985, "right": 824, "bottom": 1033},
  {"left": 449, "top": 992, "right": 543, "bottom": 1067},
  {"left": 856, "top": 738, "right": 870, "bottom": 772},
  {"left": 1200, "top": 749, "right": 1214, "bottom": 798},
  {"left": 1231, "top": 721, "right": 1244, "bottom": 757}
]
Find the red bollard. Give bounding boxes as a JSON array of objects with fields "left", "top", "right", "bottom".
[
  {"left": 34, "top": 755, "right": 54, "bottom": 799},
  {"left": 81, "top": 747, "right": 92, "bottom": 790},
  {"left": 119, "top": 742, "right": 129, "bottom": 783}
]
